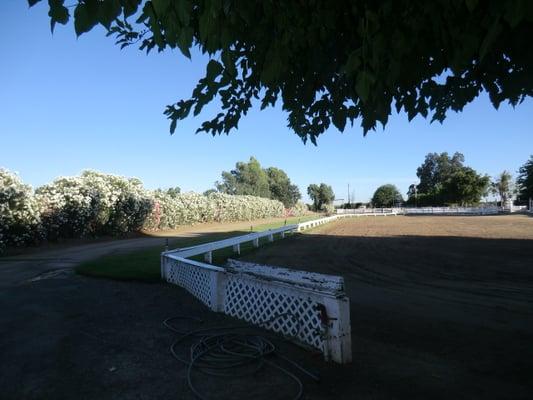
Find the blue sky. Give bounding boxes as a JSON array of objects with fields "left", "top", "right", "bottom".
[{"left": 1, "top": 1, "right": 532, "bottom": 203}]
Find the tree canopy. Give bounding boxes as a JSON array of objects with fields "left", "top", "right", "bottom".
[
  {"left": 265, "top": 167, "right": 301, "bottom": 208},
  {"left": 215, "top": 157, "right": 301, "bottom": 207},
  {"left": 409, "top": 152, "right": 490, "bottom": 206},
  {"left": 517, "top": 156, "right": 533, "bottom": 203},
  {"left": 216, "top": 157, "right": 270, "bottom": 198},
  {"left": 307, "top": 183, "right": 335, "bottom": 211},
  {"left": 30, "top": 0, "right": 533, "bottom": 143},
  {"left": 371, "top": 184, "right": 403, "bottom": 207}
]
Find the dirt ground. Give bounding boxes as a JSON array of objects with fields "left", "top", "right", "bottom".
[
  {"left": 240, "top": 214, "right": 533, "bottom": 399},
  {"left": 1, "top": 214, "right": 532, "bottom": 400}
]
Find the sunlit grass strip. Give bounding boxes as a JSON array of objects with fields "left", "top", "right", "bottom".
[{"left": 75, "top": 216, "right": 316, "bottom": 282}]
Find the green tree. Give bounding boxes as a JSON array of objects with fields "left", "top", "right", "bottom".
[
  {"left": 517, "top": 156, "right": 533, "bottom": 204},
  {"left": 30, "top": 1, "right": 533, "bottom": 143},
  {"left": 203, "top": 189, "right": 217, "bottom": 196},
  {"left": 410, "top": 152, "right": 489, "bottom": 206},
  {"left": 307, "top": 183, "right": 335, "bottom": 211},
  {"left": 491, "top": 170, "right": 514, "bottom": 205},
  {"left": 216, "top": 157, "right": 270, "bottom": 198},
  {"left": 165, "top": 186, "right": 181, "bottom": 197},
  {"left": 265, "top": 167, "right": 301, "bottom": 208},
  {"left": 371, "top": 184, "right": 403, "bottom": 207},
  {"left": 416, "top": 152, "right": 465, "bottom": 199},
  {"left": 442, "top": 167, "right": 490, "bottom": 206}
]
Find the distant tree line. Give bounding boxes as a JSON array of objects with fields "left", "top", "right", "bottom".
[
  {"left": 214, "top": 157, "right": 302, "bottom": 208},
  {"left": 213, "top": 157, "right": 336, "bottom": 211},
  {"left": 368, "top": 153, "right": 533, "bottom": 208},
  {"left": 405, "top": 152, "right": 490, "bottom": 206}
]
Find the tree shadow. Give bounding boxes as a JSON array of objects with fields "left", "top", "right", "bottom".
[{"left": 236, "top": 232, "right": 533, "bottom": 399}]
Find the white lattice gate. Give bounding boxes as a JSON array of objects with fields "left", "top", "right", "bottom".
[{"left": 161, "top": 255, "right": 352, "bottom": 363}]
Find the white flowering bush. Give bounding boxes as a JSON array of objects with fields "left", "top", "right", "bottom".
[
  {"left": 321, "top": 203, "right": 336, "bottom": 215},
  {"left": 0, "top": 169, "right": 41, "bottom": 250},
  {"left": 36, "top": 171, "right": 153, "bottom": 239},
  {"left": 287, "top": 201, "right": 309, "bottom": 217},
  {"left": 144, "top": 191, "right": 285, "bottom": 230},
  {"left": 1, "top": 168, "right": 286, "bottom": 248}
]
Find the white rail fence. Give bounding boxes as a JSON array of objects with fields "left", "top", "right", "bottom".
[
  {"left": 161, "top": 212, "right": 397, "bottom": 363},
  {"left": 337, "top": 206, "right": 503, "bottom": 215},
  {"left": 402, "top": 206, "right": 500, "bottom": 215}
]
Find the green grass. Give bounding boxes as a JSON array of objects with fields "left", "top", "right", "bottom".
[{"left": 75, "top": 215, "right": 317, "bottom": 282}]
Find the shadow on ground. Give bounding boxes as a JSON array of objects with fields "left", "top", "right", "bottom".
[
  {"left": 240, "top": 233, "right": 533, "bottom": 400},
  {"left": 1, "top": 232, "right": 532, "bottom": 399}
]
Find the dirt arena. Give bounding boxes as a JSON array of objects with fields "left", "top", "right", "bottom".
[
  {"left": 241, "top": 214, "right": 533, "bottom": 399},
  {"left": 1, "top": 214, "right": 532, "bottom": 400}
]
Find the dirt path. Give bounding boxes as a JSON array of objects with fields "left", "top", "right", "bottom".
[{"left": 0, "top": 216, "right": 302, "bottom": 287}]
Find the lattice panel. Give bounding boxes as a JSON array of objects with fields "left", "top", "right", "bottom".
[
  {"left": 223, "top": 275, "right": 325, "bottom": 350},
  {"left": 166, "top": 259, "right": 212, "bottom": 307}
]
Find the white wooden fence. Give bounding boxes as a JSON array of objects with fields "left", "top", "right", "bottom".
[
  {"left": 337, "top": 206, "right": 501, "bottom": 216},
  {"left": 161, "top": 212, "right": 396, "bottom": 363},
  {"left": 401, "top": 206, "right": 500, "bottom": 215}
]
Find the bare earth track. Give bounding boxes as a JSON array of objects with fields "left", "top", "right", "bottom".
[{"left": 241, "top": 215, "right": 533, "bottom": 399}]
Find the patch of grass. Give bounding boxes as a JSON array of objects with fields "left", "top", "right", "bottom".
[{"left": 75, "top": 215, "right": 316, "bottom": 282}]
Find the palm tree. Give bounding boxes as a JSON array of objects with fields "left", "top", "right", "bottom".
[{"left": 491, "top": 170, "right": 513, "bottom": 206}]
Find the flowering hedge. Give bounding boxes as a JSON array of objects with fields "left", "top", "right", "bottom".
[
  {"left": 287, "top": 201, "right": 310, "bottom": 217},
  {"left": 321, "top": 203, "right": 336, "bottom": 215},
  {"left": 143, "top": 191, "right": 285, "bottom": 230},
  {"left": 0, "top": 169, "right": 290, "bottom": 251},
  {"left": 0, "top": 169, "right": 42, "bottom": 249},
  {"left": 36, "top": 171, "right": 153, "bottom": 239}
]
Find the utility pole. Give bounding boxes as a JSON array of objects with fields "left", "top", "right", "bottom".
[{"left": 347, "top": 183, "right": 350, "bottom": 207}]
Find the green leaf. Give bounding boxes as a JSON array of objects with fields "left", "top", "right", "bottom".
[
  {"left": 169, "top": 118, "right": 177, "bottom": 134},
  {"left": 332, "top": 107, "right": 347, "bottom": 132},
  {"left": 479, "top": 20, "right": 502, "bottom": 60},
  {"left": 98, "top": 0, "right": 122, "bottom": 29},
  {"left": 355, "top": 71, "right": 375, "bottom": 103},
  {"left": 344, "top": 50, "right": 361, "bottom": 74},
  {"left": 206, "top": 59, "right": 223, "bottom": 81},
  {"left": 221, "top": 50, "right": 236, "bottom": 77},
  {"left": 260, "top": 53, "right": 282, "bottom": 84},
  {"left": 28, "top": 0, "right": 42, "bottom": 6},
  {"left": 122, "top": 0, "right": 142, "bottom": 18},
  {"left": 74, "top": 2, "right": 99, "bottom": 36},
  {"left": 176, "top": 0, "right": 191, "bottom": 24},
  {"left": 176, "top": 27, "right": 193, "bottom": 58},
  {"left": 48, "top": 0, "right": 69, "bottom": 33},
  {"left": 151, "top": 0, "right": 171, "bottom": 15}
]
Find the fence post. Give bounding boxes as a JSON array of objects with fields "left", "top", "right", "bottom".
[
  {"left": 322, "top": 296, "right": 352, "bottom": 364},
  {"left": 232, "top": 243, "right": 240, "bottom": 255},
  {"left": 204, "top": 251, "right": 212, "bottom": 264},
  {"left": 253, "top": 238, "right": 259, "bottom": 248},
  {"left": 160, "top": 254, "right": 167, "bottom": 280},
  {"left": 209, "top": 271, "right": 227, "bottom": 312}
]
